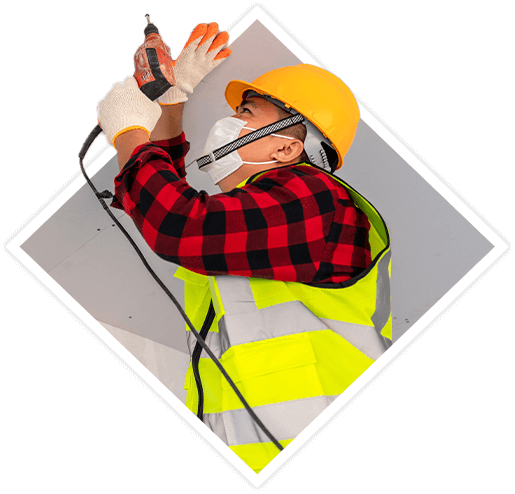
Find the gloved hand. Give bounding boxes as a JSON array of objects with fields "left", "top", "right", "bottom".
[
  {"left": 97, "top": 76, "right": 162, "bottom": 147},
  {"left": 158, "top": 22, "right": 231, "bottom": 105}
]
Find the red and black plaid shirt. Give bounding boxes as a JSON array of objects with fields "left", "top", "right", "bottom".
[{"left": 111, "top": 132, "right": 372, "bottom": 284}]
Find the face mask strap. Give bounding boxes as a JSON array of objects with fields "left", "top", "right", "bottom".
[
  {"left": 243, "top": 127, "right": 295, "bottom": 140},
  {"left": 194, "top": 113, "right": 305, "bottom": 170}
]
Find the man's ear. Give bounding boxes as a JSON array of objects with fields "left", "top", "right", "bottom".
[{"left": 271, "top": 139, "right": 304, "bottom": 163}]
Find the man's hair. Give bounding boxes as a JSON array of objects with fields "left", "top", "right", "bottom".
[{"left": 273, "top": 106, "right": 310, "bottom": 164}]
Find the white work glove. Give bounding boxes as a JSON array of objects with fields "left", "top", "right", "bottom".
[
  {"left": 158, "top": 22, "right": 231, "bottom": 105},
  {"left": 97, "top": 76, "right": 162, "bottom": 147}
]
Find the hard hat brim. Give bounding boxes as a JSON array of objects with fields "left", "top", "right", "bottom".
[{"left": 225, "top": 79, "right": 273, "bottom": 112}]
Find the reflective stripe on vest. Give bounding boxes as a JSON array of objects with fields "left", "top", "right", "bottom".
[{"left": 174, "top": 164, "right": 391, "bottom": 473}]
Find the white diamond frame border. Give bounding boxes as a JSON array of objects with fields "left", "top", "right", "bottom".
[{"left": 4, "top": 4, "right": 510, "bottom": 488}]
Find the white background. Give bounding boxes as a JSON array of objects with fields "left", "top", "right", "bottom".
[{"left": 5, "top": 5, "right": 509, "bottom": 489}]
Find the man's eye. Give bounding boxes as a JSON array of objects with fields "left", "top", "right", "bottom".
[{"left": 240, "top": 107, "right": 251, "bottom": 113}]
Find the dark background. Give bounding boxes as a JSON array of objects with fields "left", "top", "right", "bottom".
[{"left": 3, "top": 2, "right": 513, "bottom": 492}]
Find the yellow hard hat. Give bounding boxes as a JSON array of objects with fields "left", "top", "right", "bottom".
[{"left": 225, "top": 64, "right": 360, "bottom": 170}]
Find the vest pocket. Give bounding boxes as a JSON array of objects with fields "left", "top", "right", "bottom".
[{"left": 220, "top": 333, "right": 326, "bottom": 411}]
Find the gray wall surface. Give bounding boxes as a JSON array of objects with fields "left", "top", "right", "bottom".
[{"left": 22, "top": 20, "right": 493, "bottom": 359}]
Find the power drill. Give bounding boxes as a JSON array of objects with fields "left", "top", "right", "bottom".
[
  {"left": 134, "top": 14, "right": 176, "bottom": 100},
  {"left": 79, "top": 14, "right": 175, "bottom": 161}
]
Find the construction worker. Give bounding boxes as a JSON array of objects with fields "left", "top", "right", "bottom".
[{"left": 97, "top": 23, "right": 392, "bottom": 473}]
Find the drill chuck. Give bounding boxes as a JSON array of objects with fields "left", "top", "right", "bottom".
[{"left": 144, "top": 14, "right": 159, "bottom": 36}]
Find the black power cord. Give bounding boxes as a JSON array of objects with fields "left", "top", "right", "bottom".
[{"left": 79, "top": 126, "right": 284, "bottom": 452}]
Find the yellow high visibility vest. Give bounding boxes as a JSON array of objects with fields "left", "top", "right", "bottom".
[{"left": 174, "top": 165, "right": 392, "bottom": 473}]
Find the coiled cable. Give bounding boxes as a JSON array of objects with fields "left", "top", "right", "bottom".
[{"left": 79, "top": 125, "right": 284, "bottom": 452}]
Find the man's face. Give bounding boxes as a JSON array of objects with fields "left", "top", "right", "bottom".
[
  {"left": 231, "top": 96, "right": 287, "bottom": 164},
  {"left": 216, "top": 96, "right": 304, "bottom": 192}
]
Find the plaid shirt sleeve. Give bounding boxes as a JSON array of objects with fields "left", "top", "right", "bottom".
[{"left": 112, "top": 134, "right": 371, "bottom": 284}]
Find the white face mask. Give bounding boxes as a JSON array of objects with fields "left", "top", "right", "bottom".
[{"left": 200, "top": 117, "right": 296, "bottom": 185}]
